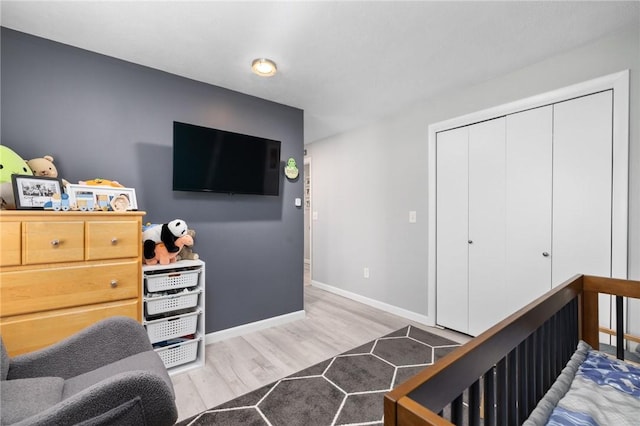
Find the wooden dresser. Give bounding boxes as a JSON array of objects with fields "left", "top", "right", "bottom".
[{"left": 0, "top": 210, "right": 145, "bottom": 356}]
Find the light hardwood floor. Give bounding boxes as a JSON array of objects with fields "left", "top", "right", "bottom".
[{"left": 171, "top": 265, "right": 468, "bottom": 422}]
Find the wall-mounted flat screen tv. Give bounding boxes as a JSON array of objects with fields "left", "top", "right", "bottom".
[{"left": 173, "top": 121, "right": 281, "bottom": 196}]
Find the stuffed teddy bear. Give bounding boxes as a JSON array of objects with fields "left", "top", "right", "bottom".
[
  {"left": 143, "top": 234, "right": 194, "bottom": 265},
  {"left": 142, "top": 219, "right": 188, "bottom": 260},
  {"left": 176, "top": 229, "right": 199, "bottom": 261},
  {"left": 0, "top": 145, "right": 33, "bottom": 209},
  {"left": 26, "top": 155, "right": 69, "bottom": 187}
]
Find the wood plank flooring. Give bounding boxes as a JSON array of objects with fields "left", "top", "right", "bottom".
[{"left": 171, "top": 267, "right": 469, "bottom": 422}]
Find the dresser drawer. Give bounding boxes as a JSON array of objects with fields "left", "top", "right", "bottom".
[
  {"left": 0, "top": 299, "right": 140, "bottom": 356},
  {"left": 86, "top": 220, "right": 140, "bottom": 260},
  {"left": 0, "top": 221, "right": 21, "bottom": 266},
  {"left": 0, "top": 261, "right": 140, "bottom": 316},
  {"left": 23, "top": 221, "right": 84, "bottom": 264}
]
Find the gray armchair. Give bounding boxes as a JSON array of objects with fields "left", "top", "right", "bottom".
[{"left": 0, "top": 316, "right": 178, "bottom": 425}]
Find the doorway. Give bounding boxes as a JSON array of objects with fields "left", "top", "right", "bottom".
[{"left": 303, "top": 157, "right": 311, "bottom": 286}]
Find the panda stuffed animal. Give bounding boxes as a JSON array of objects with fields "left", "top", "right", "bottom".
[{"left": 143, "top": 219, "right": 188, "bottom": 260}]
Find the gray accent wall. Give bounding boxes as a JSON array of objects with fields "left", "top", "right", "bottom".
[
  {"left": 308, "top": 23, "right": 639, "bottom": 322},
  {"left": 1, "top": 28, "right": 304, "bottom": 333}
]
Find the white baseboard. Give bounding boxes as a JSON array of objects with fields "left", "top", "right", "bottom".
[
  {"left": 311, "top": 280, "right": 434, "bottom": 326},
  {"left": 205, "top": 310, "right": 307, "bottom": 345}
]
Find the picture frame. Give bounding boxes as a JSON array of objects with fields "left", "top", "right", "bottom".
[
  {"left": 65, "top": 184, "right": 138, "bottom": 211},
  {"left": 12, "top": 174, "right": 63, "bottom": 209}
]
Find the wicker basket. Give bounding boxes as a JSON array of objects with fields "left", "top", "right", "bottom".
[
  {"left": 146, "top": 270, "right": 199, "bottom": 293},
  {"left": 145, "top": 290, "right": 200, "bottom": 316},
  {"left": 145, "top": 311, "right": 199, "bottom": 344},
  {"left": 155, "top": 338, "right": 200, "bottom": 369}
]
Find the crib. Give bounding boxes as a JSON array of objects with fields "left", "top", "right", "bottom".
[{"left": 384, "top": 274, "right": 640, "bottom": 425}]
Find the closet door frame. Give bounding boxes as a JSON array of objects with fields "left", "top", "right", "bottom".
[{"left": 427, "top": 70, "right": 629, "bottom": 327}]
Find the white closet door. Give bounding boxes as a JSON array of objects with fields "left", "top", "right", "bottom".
[
  {"left": 552, "top": 91, "right": 613, "bottom": 285},
  {"left": 436, "top": 127, "right": 469, "bottom": 334},
  {"left": 505, "top": 106, "right": 553, "bottom": 315},
  {"left": 468, "top": 117, "right": 506, "bottom": 336},
  {"left": 553, "top": 91, "right": 613, "bottom": 341}
]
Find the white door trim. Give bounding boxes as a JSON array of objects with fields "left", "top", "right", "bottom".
[
  {"left": 427, "top": 70, "right": 629, "bottom": 327},
  {"left": 304, "top": 156, "right": 312, "bottom": 278}
]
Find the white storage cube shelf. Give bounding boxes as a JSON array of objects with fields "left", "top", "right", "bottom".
[{"left": 142, "top": 260, "right": 205, "bottom": 374}]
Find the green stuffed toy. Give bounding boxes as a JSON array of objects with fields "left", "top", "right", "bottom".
[
  {"left": 0, "top": 145, "right": 33, "bottom": 209},
  {"left": 284, "top": 157, "right": 299, "bottom": 180}
]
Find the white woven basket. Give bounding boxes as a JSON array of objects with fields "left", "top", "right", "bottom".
[
  {"left": 145, "top": 290, "right": 200, "bottom": 315},
  {"left": 146, "top": 270, "right": 199, "bottom": 292},
  {"left": 145, "top": 311, "right": 199, "bottom": 344},
  {"left": 155, "top": 339, "right": 199, "bottom": 369}
]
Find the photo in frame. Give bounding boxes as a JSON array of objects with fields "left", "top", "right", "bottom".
[
  {"left": 11, "top": 174, "right": 63, "bottom": 209},
  {"left": 65, "top": 184, "right": 138, "bottom": 211}
]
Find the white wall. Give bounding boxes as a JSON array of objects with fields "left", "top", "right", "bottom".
[{"left": 308, "top": 23, "right": 640, "bottom": 326}]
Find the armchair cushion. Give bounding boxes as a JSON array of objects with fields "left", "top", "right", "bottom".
[
  {"left": 63, "top": 350, "right": 173, "bottom": 399},
  {"left": 75, "top": 397, "right": 146, "bottom": 426},
  {"left": 21, "top": 371, "right": 175, "bottom": 426},
  {"left": 1, "top": 376, "right": 64, "bottom": 425}
]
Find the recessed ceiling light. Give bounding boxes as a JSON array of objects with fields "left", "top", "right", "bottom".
[{"left": 251, "top": 58, "right": 277, "bottom": 77}]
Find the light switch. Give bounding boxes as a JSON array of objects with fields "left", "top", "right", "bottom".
[
  {"left": 409, "top": 211, "right": 417, "bottom": 223},
  {"left": 312, "top": 211, "right": 318, "bottom": 220},
  {"left": 295, "top": 197, "right": 302, "bottom": 207}
]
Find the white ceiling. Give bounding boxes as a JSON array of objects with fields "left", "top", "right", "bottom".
[{"left": 2, "top": 1, "right": 638, "bottom": 144}]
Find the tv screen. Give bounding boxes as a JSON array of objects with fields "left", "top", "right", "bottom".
[{"left": 173, "top": 121, "right": 281, "bottom": 196}]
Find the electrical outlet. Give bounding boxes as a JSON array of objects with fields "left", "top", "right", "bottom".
[{"left": 363, "top": 267, "right": 370, "bottom": 278}]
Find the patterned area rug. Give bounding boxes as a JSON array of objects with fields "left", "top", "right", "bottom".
[{"left": 176, "top": 325, "right": 461, "bottom": 426}]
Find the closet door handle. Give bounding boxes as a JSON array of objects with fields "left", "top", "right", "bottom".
[
  {"left": 468, "top": 240, "right": 473, "bottom": 244},
  {"left": 542, "top": 252, "right": 550, "bottom": 257}
]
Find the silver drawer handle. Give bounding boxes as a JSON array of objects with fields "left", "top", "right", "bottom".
[
  {"left": 542, "top": 252, "right": 550, "bottom": 257},
  {"left": 51, "top": 239, "right": 60, "bottom": 247},
  {"left": 111, "top": 238, "right": 118, "bottom": 245},
  {"left": 110, "top": 280, "right": 118, "bottom": 288}
]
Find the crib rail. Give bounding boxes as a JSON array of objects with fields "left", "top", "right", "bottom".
[{"left": 384, "top": 275, "right": 640, "bottom": 426}]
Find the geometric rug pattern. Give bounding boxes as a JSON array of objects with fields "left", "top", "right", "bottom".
[{"left": 177, "top": 325, "right": 461, "bottom": 426}]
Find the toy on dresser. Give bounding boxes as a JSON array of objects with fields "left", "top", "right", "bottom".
[
  {"left": 27, "top": 155, "right": 70, "bottom": 187},
  {"left": 0, "top": 146, "right": 33, "bottom": 209},
  {"left": 79, "top": 178, "right": 124, "bottom": 187}
]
